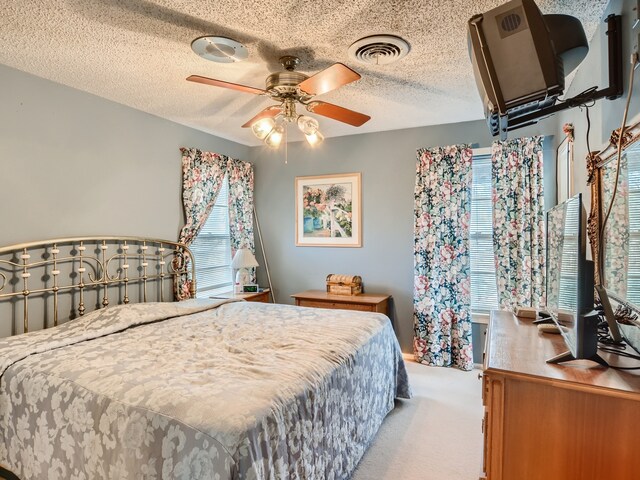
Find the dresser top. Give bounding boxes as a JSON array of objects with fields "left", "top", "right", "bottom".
[
  {"left": 487, "top": 310, "right": 640, "bottom": 396},
  {"left": 291, "top": 290, "right": 390, "bottom": 304}
]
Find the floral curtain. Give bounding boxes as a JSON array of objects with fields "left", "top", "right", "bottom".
[
  {"left": 175, "top": 148, "right": 255, "bottom": 300},
  {"left": 413, "top": 145, "right": 474, "bottom": 371},
  {"left": 227, "top": 157, "right": 256, "bottom": 283},
  {"left": 491, "top": 136, "right": 545, "bottom": 311}
]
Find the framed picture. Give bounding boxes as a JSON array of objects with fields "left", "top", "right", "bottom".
[
  {"left": 557, "top": 123, "right": 574, "bottom": 203},
  {"left": 295, "top": 173, "right": 362, "bottom": 247}
]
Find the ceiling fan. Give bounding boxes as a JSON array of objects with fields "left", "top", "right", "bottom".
[{"left": 187, "top": 55, "right": 371, "bottom": 147}]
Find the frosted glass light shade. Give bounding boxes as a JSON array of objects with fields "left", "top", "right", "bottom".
[
  {"left": 264, "top": 125, "right": 284, "bottom": 148},
  {"left": 297, "top": 115, "right": 319, "bottom": 135},
  {"left": 305, "top": 130, "right": 324, "bottom": 147},
  {"left": 252, "top": 118, "right": 275, "bottom": 140}
]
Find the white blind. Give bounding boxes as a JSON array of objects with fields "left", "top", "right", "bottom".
[
  {"left": 628, "top": 149, "right": 640, "bottom": 305},
  {"left": 470, "top": 151, "right": 499, "bottom": 312},
  {"left": 190, "top": 176, "right": 233, "bottom": 297},
  {"left": 558, "top": 199, "right": 579, "bottom": 312}
]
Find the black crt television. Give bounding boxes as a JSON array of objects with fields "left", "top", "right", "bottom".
[
  {"left": 545, "top": 193, "right": 607, "bottom": 366},
  {"left": 467, "top": 0, "right": 589, "bottom": 138}
]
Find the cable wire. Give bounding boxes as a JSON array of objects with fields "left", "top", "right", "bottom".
[
  {"left": 599, "top": 54, "right": 638, "bottom": 275},
  {"left": 585, "top": 106, "right": 592, "bottom": 162}
]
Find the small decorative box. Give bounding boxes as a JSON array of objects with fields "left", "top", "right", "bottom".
[{"left": 326, "top": 274, "right": 362, "bottom": 296}]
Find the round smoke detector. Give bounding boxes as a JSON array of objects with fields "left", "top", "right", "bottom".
[
  {"left": 348, "top": 35, "right": 411, "bottom": 66},
  {"left": 191, "top": 36, "right": 248, "bottom": 63}
]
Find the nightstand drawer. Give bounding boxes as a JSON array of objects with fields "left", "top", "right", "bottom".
[
  {"left": 249, "top": 291, "right": 270, "bottom": 303},
  {"left": 211, "top": 289, "right": 270, "bottom": 303}
]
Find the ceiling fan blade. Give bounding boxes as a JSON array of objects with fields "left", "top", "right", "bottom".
[
  {"left": 241, "top": 106, "right": 282, "bottom": 128},
  {"left": 187, "top": 75, "right": 266, "bottom": 95},
  {"left": 306, "top": 101, "right": 370, "bottom": 127},
  {"left": 298, "top": 63, "right": 361, "bottom": 96}
]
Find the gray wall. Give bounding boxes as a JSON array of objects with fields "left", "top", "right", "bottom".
[
  {"left": 250, "top": 118, "right": 557, "bottom": 352},
  {"left": 558, "top": 0, "right": 640, "bottom": 208},
  {"left": 0, "top": 63, "right": 250, "bottom": 247}
]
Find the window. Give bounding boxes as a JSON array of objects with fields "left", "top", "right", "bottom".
[
  {"left": 628, "top": 149, "right": 640, "bottom": 305},
  {"left": 470, "top": 149, "right": 499, "bottom": 313},
  {"left": 190, "top": 175, "right": 234, "bottom": 297}
]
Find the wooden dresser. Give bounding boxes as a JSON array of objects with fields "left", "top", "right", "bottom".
[
  {"left": 481, "top": 311, "right": 640, "bottom": 480},
  {"left": 291, "top": 290, "right": 390, "bottom": 315}
]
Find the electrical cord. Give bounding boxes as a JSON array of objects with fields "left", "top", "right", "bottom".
[
  {"left": 598, "top": 345, "right": 640, "bottom": 370},
  {"left": 585, "top": 106, "right": 592, "bottom": 162},
  {"left": 595, "top": 308, "right": 640, "bottom": 368},
  {"left": 599, "top": 53, "right": 639, "bottom": 276}
]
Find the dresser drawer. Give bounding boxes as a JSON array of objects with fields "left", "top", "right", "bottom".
[
  {"left": 292, "top": 290, "right": 390, "bottom": 316},
  {"left": 297, "top": 299, "right": 374, "bottom": 312}
]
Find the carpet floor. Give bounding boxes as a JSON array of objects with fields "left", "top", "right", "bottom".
[{"left": 351, "top": 358, "right": 484, "bottom": 480}]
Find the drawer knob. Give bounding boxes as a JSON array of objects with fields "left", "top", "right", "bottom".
[{"left": 478, "top": 373, "right": 483, "bottom": 380}]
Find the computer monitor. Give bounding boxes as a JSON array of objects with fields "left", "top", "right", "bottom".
[{"left": 545, "top": 193, "right": 607, "bottom": 366}]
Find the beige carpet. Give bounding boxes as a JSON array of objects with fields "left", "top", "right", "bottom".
[{"left": 352, "top": 358, "right": 484, "bottom": 480}]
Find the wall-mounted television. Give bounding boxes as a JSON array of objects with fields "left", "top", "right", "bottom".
[
  {"left": 545, "top": 193, "right": 607, "bottom": 366},
  {"left": 468, "top": 0, "right": 621, "bottom": 139}
]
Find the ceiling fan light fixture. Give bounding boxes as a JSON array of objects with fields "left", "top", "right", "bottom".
[
  {"left": 251, "top": 117, "right": 276, "bottom": 140},
  {"left": 191, "top": 36, "right": 248, "bottom": 63},
  {"left": 264, "top": 125, "right": 285, "bottom": 148},
  {"left": 297, "top": 115, "right": 319, "bottom": 135},
  {"left": 304, "top": 130, "right": 324, "bottom": 147}
]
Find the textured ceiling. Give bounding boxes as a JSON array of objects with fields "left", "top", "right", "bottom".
[{"left": 0, "top": 0, "right": 609, "bottom": 146}]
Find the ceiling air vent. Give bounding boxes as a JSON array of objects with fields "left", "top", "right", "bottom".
[{"left": 348, "top": 35, "right": 411, "bottom": 66}]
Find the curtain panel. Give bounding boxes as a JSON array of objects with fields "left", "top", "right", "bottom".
[
  {"left": 227, "top": 158, "right": 256, "bottom": 283},
  {"left": 491, "top": 136, "right": 545, "bottom": 311},
  {"left": 413, "top": 145, "right": 474, "bottom": 371},
  {"left": 175, "top": 148, "right": 255, "bottom": 300}
]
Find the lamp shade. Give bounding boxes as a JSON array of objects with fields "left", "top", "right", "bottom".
[{"left": 231, "top": 248, "right": 259, "bottom": 269}]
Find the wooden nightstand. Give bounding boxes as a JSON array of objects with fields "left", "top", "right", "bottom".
[
  {"left": 291, "top": 290, "right": 390, "bottom": 315},
  {"left": 212, "top": 288, "right": 271, "bottom": 303}
]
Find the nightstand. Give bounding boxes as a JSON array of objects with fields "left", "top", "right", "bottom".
[
  {"left": 291, "top": 290, "right": 390, "bottom": 315},
  {"left": 212, "top": 288, "right": 271, "bottom": 303}
]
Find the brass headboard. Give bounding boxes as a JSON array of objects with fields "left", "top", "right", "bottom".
[{"left": 0, "top": 237, "right": 196, "bottom": 334}]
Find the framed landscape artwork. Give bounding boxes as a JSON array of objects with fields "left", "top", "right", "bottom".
[{"left": 295, "top": 173, "right": 362, "bottom": 247}]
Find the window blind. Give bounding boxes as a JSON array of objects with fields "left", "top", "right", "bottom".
[
  {"left": 470, "top": 152, "right": 499, "bottom": 312},
  {"left": 628, "top": 149, "right": 640, "bottom": 305},
  {"left": 190, "top": 176, "right": 234, "bottom": 297}
]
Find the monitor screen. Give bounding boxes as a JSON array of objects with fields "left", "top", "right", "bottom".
[{"left": 546, "top": 194, "right": 582, "bottom": 355}]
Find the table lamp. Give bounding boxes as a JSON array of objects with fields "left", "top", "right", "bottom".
[{"left": 231, "top": 248, "right": 259, "bottom": 292}]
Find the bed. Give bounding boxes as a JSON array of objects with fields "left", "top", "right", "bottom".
[{"left": 0, "top": 237, "right": 410, "bottom": 480}]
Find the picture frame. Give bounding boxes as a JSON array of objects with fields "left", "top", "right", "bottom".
[
  {"left": 557, "top": 124, "right": 574, "bottom": 203},
  {"left": 295, "top": 173, "right": 362, "bottom": 247}
]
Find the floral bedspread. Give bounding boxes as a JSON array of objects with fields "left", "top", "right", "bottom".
[{"left": 0, "top": 300, "right": 410, "bottom": 479}]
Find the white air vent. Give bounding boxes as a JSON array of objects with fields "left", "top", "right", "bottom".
[
  {"left": 348, "top": 35, "right": 410, "bottom": 66},
  {"left": 191, "top": 36, "right": 248, "bottom": 63}
]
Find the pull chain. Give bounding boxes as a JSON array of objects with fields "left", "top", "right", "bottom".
[{"left": 285, "top": 123, "right": 288, "bottom": 164}]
